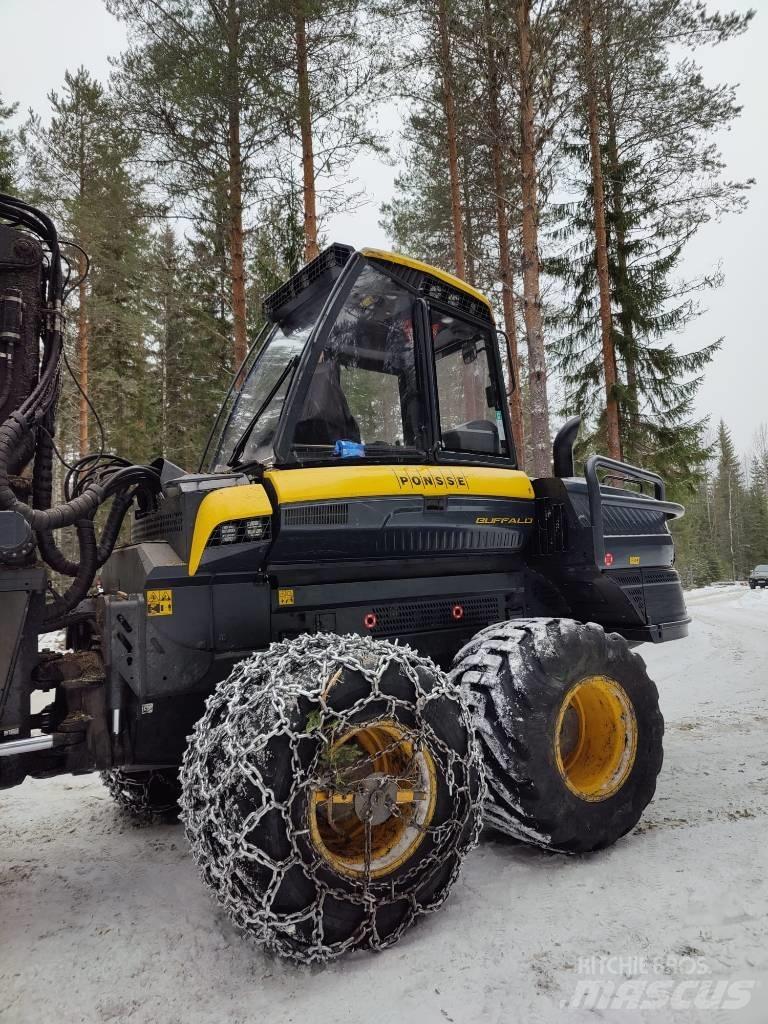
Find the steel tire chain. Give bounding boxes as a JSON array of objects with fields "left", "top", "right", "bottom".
[
  {"left": 179, "top": 632, "right": 485, "bottom": 963},
  {"left": 100, "top": 768, "right": 181, "bottom": 819}
]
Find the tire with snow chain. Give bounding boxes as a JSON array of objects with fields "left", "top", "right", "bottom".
[
  {"left": 450, "top": 618, "right": 663, "bottom": 854},
  {"left": 101, "top": 768, "right": 182, "bottom": 819},
  {"left": 179, "top": 633, "right": 484, "bottom": 963}
]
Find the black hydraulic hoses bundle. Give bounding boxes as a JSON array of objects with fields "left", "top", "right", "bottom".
[
  {"left": 0, "top": 193, "right": 162, "bottom": 623},
  {"left": 42, "top": 518, "right": 98, "bottom": 629}
]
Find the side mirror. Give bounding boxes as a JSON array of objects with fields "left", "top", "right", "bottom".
[
  {"left": 553, "top": 416, "right": 581, "bottom": 478},
  {"left": 495, "top": 329, "right": 515, "bottom": 391}
]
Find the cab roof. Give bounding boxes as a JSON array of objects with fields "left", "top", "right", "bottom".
[{"left": 263, "top": 244, "right": 493, "bottom": 326}]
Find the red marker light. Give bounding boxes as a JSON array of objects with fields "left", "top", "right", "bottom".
[
  {"left": 604, "top": 552, "right": 614, "bottom": 566},
  {"left": 364, "top": 612, "right": 377, "bottom": 630},
  {"left": 451, "top": 604, "right": 464, "bottom": 621}
]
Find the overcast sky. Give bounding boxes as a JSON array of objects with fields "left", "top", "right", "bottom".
[{"left": 1, "top": 0, "right": 764, "bottom": 457}]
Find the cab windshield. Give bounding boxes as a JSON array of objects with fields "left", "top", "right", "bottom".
[
  {"left": 212, "top": 291, "right": 324, "bottom": 469},
  {"left": 286, "top": 262, "right": 425, "bottom": 458}
]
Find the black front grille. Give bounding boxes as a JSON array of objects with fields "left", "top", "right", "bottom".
[
  {"left": 377, "top": 527, "right": 522, "bottom": 555},
  {"left": 284, "top": 503, "right": 349, "bottom": 527},
  {"left": 369, "top": 595, "right": 500, "bottom": 636},
  {"left": 131, "top": 511, "right": 183, "bottom": 543}
]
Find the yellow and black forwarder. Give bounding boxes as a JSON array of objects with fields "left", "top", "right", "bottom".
[{"left": 0, "top": 196, "right": 689, "bottom": 962}]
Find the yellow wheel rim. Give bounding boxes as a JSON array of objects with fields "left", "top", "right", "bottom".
[
  {"left": 308, "top": 721, "right": 437, "bottom": 879},
  {"left": 554, "top": 675, "right": 637, "bottom": 802}
]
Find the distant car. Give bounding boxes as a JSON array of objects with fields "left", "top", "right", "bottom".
[{"left": 748, "top": 565, "right": 768, "bottom": 589}]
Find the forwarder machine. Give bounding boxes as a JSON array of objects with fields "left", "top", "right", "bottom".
[{"left": 0, "top": 194, "right": 689, "bottom": 962}]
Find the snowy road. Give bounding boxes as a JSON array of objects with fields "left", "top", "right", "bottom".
[{"left": 1, "top": 587, "right": 767, "bottom": 1023}]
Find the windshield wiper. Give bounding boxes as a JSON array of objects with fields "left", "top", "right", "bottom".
[{"left": 228, "top": 355, "right": 299, "bottom": 467}]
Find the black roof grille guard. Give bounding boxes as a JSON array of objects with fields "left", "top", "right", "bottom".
[
  {"left": 263, "top": 243, "right": 354, "bottom": 322},
  {"left": 420, "top": 276, "right": 492, "bottom": 324},
  {"left": 368, "top": 256, "right": 493, "bottom": 324}
]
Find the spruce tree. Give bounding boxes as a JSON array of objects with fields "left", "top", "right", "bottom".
[
  {"left": 21, "top": 69, "right": 154, "bottom": 463},
  {"left": 550, "top": 0, "right": 751, "bottom": 488},
  {"left": 712, "top": 420, "right": 747, "bottom": 580}
]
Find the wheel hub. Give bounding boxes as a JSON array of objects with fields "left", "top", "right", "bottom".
[
  {"left": 308, "top": 720, "right": 438, "bottom": 879},
  {"left": 353, "top": 774, "right": 399, "bottom": 825},
  {"left": 555, "top": 675, "right": 638, "bottom": 802}
]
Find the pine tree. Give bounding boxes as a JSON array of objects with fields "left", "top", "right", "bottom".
[
  {"left": 109, "top": 0, "right": 282, "bottom": 369},
  {"left": 275, "top": 0, "right": 385, "bottom": 261},
  {"left": 481, "top": 0, "right": 525, "bottom": 457}
]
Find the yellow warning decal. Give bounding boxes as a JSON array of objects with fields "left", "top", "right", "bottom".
[
  {"left": 278, "top": 588, "right": 295, "bottom": 607},
  {"left": 146, "top": 589, "right": 173, "bottom": 616},
  {"left": 629, "top": 556, "right": 641, "bottom": 566}
]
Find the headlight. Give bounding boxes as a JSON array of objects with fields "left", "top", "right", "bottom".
[{"left": 209, "top": 516, "right": 271, "bottom": 547}]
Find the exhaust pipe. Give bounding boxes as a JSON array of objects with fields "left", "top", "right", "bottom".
[{"left": 553, "top": 416, "right": 581, "bottom": 478}]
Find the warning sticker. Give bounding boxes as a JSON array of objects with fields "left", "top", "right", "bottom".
[
  {"left": 146, "top": 589, "right": 173, "bottom": 616},
  {"left": 278, "top": 588, "right": 295, "bottom": 607}
]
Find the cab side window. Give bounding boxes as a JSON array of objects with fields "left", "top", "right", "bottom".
[{"left": 431, "top": 310, "right": 504, "bottom": 455}]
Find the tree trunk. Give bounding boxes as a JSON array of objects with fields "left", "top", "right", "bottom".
[
  {"left": 483, "top": 0, "right": 525, "bottom": 462},
  {"left": 436, "top": 0, "right": 465, "bottom": 280},
  {"left": 295, "top": 6, "right": 319, "bottom": 263},
  {"left": 226, "top": 0, "right": 248, "bottom": 372},
  {"left": 459, "top": 145, "right": 481, "bottom": 420},
  {"left": 602, "top": 6, "right": 637, "bottom": 457},
  {"left": 581, "top": 0, "right": 621, "bottom": 461},
  {"left": 75, "top": 113, "right": 89, "bottom": 459},
  {"left": 459, "top": 145, "right": 476, "bottom": 287},
  {"left": 516, "top": 0, "right": 551, "bottom": 476},
  {"left": 77, "top": 252, "right": 89, "bottom": 458},
  {"left": 606, "top": 101, "right": 638, "bottom": 454}
]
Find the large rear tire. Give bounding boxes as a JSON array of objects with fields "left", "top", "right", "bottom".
[
  {"left": 450, "top": 618, "right": 663, "bottom": 854},
  {"left": 180, "top": 633, "right": 484, "bottom": 963}
]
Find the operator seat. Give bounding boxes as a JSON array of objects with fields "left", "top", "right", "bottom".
[{"left": 293, "top": 357, "right": 361, "bottom": 446}]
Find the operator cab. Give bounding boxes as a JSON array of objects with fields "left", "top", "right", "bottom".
[{"left": 205, "top": 246, "right": 515, "bottom": 473}]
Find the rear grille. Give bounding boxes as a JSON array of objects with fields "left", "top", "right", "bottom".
[
  {"left": 284, "top": 503, "right": 349, "bottom": 527},
  {"left": 131, "top": 511, "right": 183, "bottom": 543},
  {"left": 369, "top": 596, "right": 500, "bottom": 636},
  {"left": 643, "top": 568, "right": 679, "bottom": 585},
  {"left": 612, "top": 571, "right": 643, "bottom": 587},
  {"left": 568, "top": 494, "right": 668, "bottom": 536},
  {"left": 602, "top": 503, "right": 668, "bottom": 536},
  {"left": 609, "top": 567, "right": 684, "bottom": 624}
]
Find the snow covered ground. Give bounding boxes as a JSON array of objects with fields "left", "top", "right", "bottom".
[{"left": 1, "top": 587, "right": 767, "bottom": 1023}]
